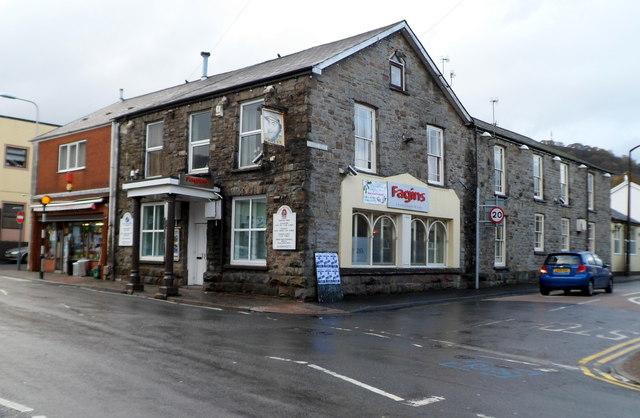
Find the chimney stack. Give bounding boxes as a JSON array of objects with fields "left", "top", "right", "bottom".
[{"left": 201, "top": 51, "right": 211, "bottom": 80}]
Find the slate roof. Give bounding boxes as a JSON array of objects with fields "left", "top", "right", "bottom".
[
  {"left": 37, "top": 21, "right": 441, "bottom": 141},
  {"left": 473, "top": 118, "right": 609, "bottom": 173},
  {"left": 611, "top": 208, "right": 640, "bottom": 224}
]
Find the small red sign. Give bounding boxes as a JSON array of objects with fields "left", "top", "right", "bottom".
[
  {"left": 16, "top": 211, "right": 25, "bottom": 224},
  {"left": 490, "top": 206, "right": 505, "bottom": 224}
]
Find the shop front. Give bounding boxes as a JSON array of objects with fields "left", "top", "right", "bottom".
[
  {"left": 30, "top": 197, "right": 108, "bottom": 277},
  {"left": 338, "top": 173, "right": 462, "bottom": 293}
]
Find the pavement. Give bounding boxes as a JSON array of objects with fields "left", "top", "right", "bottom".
[{"left": 1, "top": 266, "right": 639, "bottom": 389}]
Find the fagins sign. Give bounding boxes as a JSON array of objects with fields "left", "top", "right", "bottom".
[{"left": 387, "top": 182, "right": 429, "bottom": 212}]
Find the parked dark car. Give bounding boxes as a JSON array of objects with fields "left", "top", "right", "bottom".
[
  {"left": 539, "top": 251, "right": 613, "bottom": 296},
  {"left": 4, "top": 246, "right": 28, "bottom": 263}
]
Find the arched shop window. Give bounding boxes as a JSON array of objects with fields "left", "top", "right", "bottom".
[
  {"left": 428, "top": 221, "right": 447, "bottom": 266},
  {"left": 352, "top": 213, "right": 397, "bottom": 266},
  {"left": 372, "top": 216, "right": 396, "bottom": 265},
  {"left": 352, "top": 213, "right": 371, "bottom": 265},
  {"left": 411, "top": 219, "right": 427, "bottom": 265}
]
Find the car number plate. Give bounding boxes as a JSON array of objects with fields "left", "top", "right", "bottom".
[{"left": 553, "top": 268, "right": 570, "bottom": 273}]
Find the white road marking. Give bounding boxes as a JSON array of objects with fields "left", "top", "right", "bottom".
[
  {"left": 412, "top": 343, "right": 423, "bottom": 348},
  {"left": 330, "top": 327, "right": 353, "bottom": 332},
  {"left": 623, "top": 291, "right": 640, "bottom": 296},
  {"left": 472, "top": 318, "right": 515, "bottom": 327},
  {"left": 0, "top": 289, "right": 7, "bottom": 295},
  {"left": 430, "top": 339, "right": 578, "bottom": 371},
  {"left": 550, "top": 299, "right": 600, "bottom": 312},
  {"left": 0, "top": 397, "right": 33, "bottom": 412},
  {"left": 269, "top": 356, "right": 445, "bottom": 407},
  {"left": 629, "top": 297, "right": 640, "bottom": 305},
  {"left": 0, "top": 275, "right": 28, "bottom": 282},
  {"left": 364, "top": 332, "right": 390, "bottom": 339}
]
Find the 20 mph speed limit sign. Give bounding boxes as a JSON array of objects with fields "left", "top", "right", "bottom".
[{"left": 489, "top": 206, "right": 505, "bottom": 223}]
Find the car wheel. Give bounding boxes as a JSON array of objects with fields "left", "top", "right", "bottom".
[
  {"left": 605, "top": 277, "right": 613, "bottom": 294},
  {"left": 582, "top": 280, "right": 594, "bottom": 296},
  {"left": 540, "top": 286, "right": 550, "bottom": 296}
]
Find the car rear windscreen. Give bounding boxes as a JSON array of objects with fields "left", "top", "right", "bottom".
[{"left": 545, "top": 254, "right": 581, "bottom": 266}]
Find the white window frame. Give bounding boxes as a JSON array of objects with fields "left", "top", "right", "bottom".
[
  {"left": 145, "top": 121, "right": 164, "bottom": 178},
  {"left": 587, "top": 172, "right": 595, "bottom": 211},
  {"left": 588, "top": 222, "right": 596, "bottom": 252},
  {"left": 351, "top": 212, "right": 398, "bottom": 267},
  {"left": 494, "top": 223, "right": 506, "bottom": 267},
  {"left": 354, "top": 103, "right": 376, "bottom": 172},
  {"left": 427, "top": 125, "right": 444, "bottom": 185},
  {"left": 231, "top": 196, "right": 267, "bottom": 266},
  {"left": 630, "top": 227, "right": 637, "bottom": 255},
  {"left": 140, "top": 202, "right": 165, "bottom": 262},
  {"left": 389, "top": 52, "right": 405, "bottom": 90},
  {"left": 494, "top": 145, "right": 505, "bottom": 195},
  {"left": 410, "top": 218, "right": 428, "bottom": 266},
  {"left": 238, "top": 99, "right": 264, "bottom": 169},
  {"left": 189, "top": 111, "right": 211, "bottom": 173},
  {"left": 560, "top": 163, "right": 569, "bottom": 204},
  {"left": 561, "top": 218, "right": 570, "bottom": 251},
  {"left": 533, "top": 154, "right": 543, "bottom": 199},
  {"left": 58, "top": 140, "right": 86, "bottom": 172},
  {"left": 613, "top": 225, "right": 622, "bottom": 255},
  {"left": 534, "top": 213, "right": 545, "bottom": 252},
  {"left": 427, "top": 220, "right": 447, "bottom": 267}
]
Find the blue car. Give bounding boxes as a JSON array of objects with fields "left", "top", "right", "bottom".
[{"left": 539, "top": 251, "right": 613, "bottom": 296}]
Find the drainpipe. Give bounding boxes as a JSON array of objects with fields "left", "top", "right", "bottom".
[{"left": 108, "top": 121, "right": 120, "bottom": 280}]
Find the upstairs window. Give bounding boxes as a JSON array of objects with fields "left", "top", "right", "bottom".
[
  {"left": 560, "top": 163, "right": 569, "bottom": 204},
  {"left": 389, "top": 52, "right": 405, "bottom": 90},
  {"left": 5, "top": 146, "right": 27, "bottom": 168},
  {"left": 494, "top": 146, "right": 505, "bottom": 195},
  {"left": 533, "top": 155, "right": 543, "bottom": 199},
  {"left": 238, "top": 100, "right": 263, "bottom": 168},
  {"left": 427, "top": 126, "right": 443, "bottom": 185},
  {"left": 189, "top": 111, "right": 211, "bottom": 173},
  {"left": 58, "top": 140, "right": 86, "bottom": 172},
  {"left": 354, "top": 103, "right": 376, "bottom": 172},
  {"left": 145, "top": 121, "right": 164, "bottom": 178},
  {"left": 587, "top": 172, "right": 595, "bottom": 210}
]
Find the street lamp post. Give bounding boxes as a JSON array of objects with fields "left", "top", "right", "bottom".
[
  {"left": 626, "top": 145, "right": 640, "bottom": 276},
  {"left": 39, "top": 196, "right": 51, "bottom": 279},
  {"left": 0, "top": 93, "right": 40, "bottom": 136}
]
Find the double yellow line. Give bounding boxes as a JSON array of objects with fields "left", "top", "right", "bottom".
[{"left": 579, "top": 337, "right": 640, "bottom": 391}]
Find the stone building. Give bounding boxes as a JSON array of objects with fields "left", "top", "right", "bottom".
[
  {"left": 112, "top": 21, "right": 477, "bottom": 299},
  {"left": 43, "top": 20, "right": 610, "bottom": 300}
]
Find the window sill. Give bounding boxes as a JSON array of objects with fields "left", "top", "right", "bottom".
[
  {"left": 389, "top": 85, "right": 409, "bottom": 95},
  {"left": 225, "top": 263, "right": 268, "bottom": 271},
  {"left": 493, "top": 265, "right": 508, "bottom": 270},
  {"left": 494, "top": 192, "right": 507, "bottom": 198},
  {"left": 534, "top": 251, "right": 546, "bottom": 256},
  {"left": 58, "top": 167, "right": 86, "bottom": 173},
  {"left": 533, "top": 197, "right": 546, "bottom": 203},
  {"left": 232, "top": 166, "right": 261, "bottom": 174}
]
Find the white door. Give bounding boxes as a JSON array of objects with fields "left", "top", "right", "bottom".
[{"left": 193, "top": 223, "right": 207, "bottom": 285}]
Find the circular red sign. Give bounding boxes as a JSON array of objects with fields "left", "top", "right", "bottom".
[
  {"left": 489, "top": 206, "right": 505, "bottom": 224},
  {"left": 16, "top": 211, "right": 25, "bottom": 224}
]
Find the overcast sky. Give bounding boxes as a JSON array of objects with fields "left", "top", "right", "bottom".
[{"left": 1, "top": 0, "right": 639, "bottom": 158}]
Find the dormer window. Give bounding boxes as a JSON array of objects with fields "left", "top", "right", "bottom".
[{"left": 389, "top": 51, "right": 405, "bottom": 90}]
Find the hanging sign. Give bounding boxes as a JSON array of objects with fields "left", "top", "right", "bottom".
[
  {"left": 273, "top": 205, "right": 296, "bottom": 250},
  {"left": 262, "top": 108, "right": 285, "bottom": 146},
  {"left": 118, "top": 212, "right": 133, "bottom": 246}
]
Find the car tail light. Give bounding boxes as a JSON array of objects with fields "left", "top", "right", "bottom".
[
  {"left": 577, "top": 264, "right": 587, "bottom": 273},
  {"left": 540, "top": 266, "right": 548, "bottom": 274}
]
